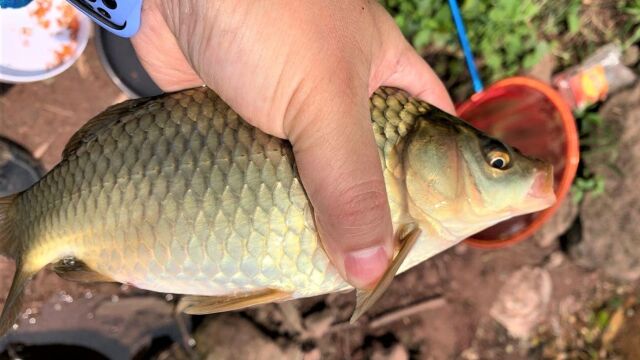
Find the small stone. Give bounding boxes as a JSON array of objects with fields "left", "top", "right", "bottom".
[
  {"left": 490, "top": 266, "right": 552, "bottom": 339},
  {"left": 546, "top": 252, "right": 565, "bottom": 269},
  {"left": 505, "top": 344, "right": 514, "bottom": 354}
]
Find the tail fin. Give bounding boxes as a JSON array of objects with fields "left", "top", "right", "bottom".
[
  {"left": 0, "top": 194, "right": 32, "bottom": 335},
  {"left": 0, "top": 194, "right": 18, "bottom": 259}
]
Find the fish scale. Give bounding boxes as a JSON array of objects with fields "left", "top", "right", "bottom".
[
  {"left": 0, "top": 86, "right": 556, "bottom": 333},
  {"left": 23, "top": 87, "right": 337, "bottom": 296},
  {"left": 14, "top": 88, "right": 420, "bottom": 294}
]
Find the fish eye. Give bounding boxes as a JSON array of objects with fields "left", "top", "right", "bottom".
[
  {"left": 482, "top": 139, "right": 512, "bottom": 170},
  {"left": 488, "top": 151, "right": 509, "bottom": 169}
]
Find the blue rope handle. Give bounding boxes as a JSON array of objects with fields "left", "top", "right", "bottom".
[{"left": 447, "top": 0, "right": 484, "bottom": 93}]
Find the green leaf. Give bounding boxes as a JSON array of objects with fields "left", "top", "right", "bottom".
[
  {"left": 593, "top": 176, "right": 606, "bottom": 195},
  {"left": 522, "top": 2, "right": 542, "bottom": 20},
  {"left": 413, "top": 29, "right": 431, "bottom": 49},
  {"left": 395, "top": 14, "right": 406, "bottom": 29},
  {"left": 567, "top": 2, "right": 581, "bottom": 34},
  {"left": 571, "top": 187, "right": 584, "bottom": 203},
  {"left": 624, "top": 26, "right": 640, "bottom": 48},
  {"left": 484, "top": 52, "right": 503, "bottom": 73},
  {"left": 596, "top": 310, "right": 610, "bottom": 330},
  {"left": 522, "top": 41, "right": 549, "bottom": 69}
]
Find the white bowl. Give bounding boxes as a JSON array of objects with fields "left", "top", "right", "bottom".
[{"left": 0, "top": 0, "right": 92, "bottom": 83}]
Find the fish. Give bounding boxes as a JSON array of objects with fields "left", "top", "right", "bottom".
[{"left": 0, "top": 86, "right": 556, "bottom": 334}]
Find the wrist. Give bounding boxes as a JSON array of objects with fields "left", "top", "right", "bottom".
[{"left": 152, "top": 0, "right": 244, "bottom": 34}]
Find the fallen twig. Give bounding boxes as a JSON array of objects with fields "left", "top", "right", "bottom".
[
  {"left": 326, "top": 295, "right": 446, "bottom": 334},
  {"left": 369, "top": 296, "right": 446, "bottom": 329}
]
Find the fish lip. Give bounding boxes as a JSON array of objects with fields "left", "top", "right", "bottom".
[
  {"left": 529, "top": 195, "right": 557, "bottom": 212},
  {"left": 525, "top": 166, "right": 556, "bottom": 209}
]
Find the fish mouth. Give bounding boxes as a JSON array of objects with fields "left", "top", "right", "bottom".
[{"left": 524, "top": 165, "right": 556, "bottom": 211}]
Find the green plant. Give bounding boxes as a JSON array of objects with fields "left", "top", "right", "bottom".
[
  {"left": 570, "top": 108, "right": 620, "bottom": 204},
  {"left": 379, "top": 0, "right": 586, "bottom": 84},
  {"left": 571, "top": 173, "right": 605, "bottom": 204},
  {"left": 623, "top": 0, "right": 640, "bottom": 47}
]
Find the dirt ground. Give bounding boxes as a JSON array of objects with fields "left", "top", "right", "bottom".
[{"left": 1, "top": 38, "right": 639, "bottom": 359}]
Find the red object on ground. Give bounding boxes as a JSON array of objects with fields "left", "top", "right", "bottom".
[{"left": 456, "top": 76, "right": 580, "bottom": 249}]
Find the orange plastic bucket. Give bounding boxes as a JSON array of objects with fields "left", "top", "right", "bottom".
[{"left": 456, "top": 76, "right": 580, "bottom": 248}]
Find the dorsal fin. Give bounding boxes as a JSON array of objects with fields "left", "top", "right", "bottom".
[{"left": 62, "top": 96, "right": 154, "bottom": 159}]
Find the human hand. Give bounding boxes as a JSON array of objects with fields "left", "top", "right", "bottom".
[{"left": 131, "top": 0, "right": 455, "bottom": 289}]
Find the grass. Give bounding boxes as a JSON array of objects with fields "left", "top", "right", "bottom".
[
  {"left": 623, "top": 0, "right": 640, "bottom": 47},
  {"left": 380, "top": 0, "right": 571, "bottom": 85}
]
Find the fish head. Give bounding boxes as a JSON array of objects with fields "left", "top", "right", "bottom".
[{"left": 404, "top": 112, "right": 556, "bottom": 239}]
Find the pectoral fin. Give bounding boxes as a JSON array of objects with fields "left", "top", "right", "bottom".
[
  {"left": 52, "top": 257, "right": 115, "bottom": 283},
  {"left": 350, "top": 226, "right": 421, "bottom": 323},
  {"left": 177, "top": 288, "right": 292, "bottom": 315}
]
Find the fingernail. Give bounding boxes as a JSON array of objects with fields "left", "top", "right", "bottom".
[{"left": 344, "top": 246, "right": 389, "bottom": 289}]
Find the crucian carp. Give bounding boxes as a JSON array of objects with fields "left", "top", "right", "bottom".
[{"left": 0, "top": 86, "right": 555, "bottom": 334}]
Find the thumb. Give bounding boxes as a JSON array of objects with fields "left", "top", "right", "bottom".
[
  {"left": 286, "top": 75, "right": 394, "bottom": 290},
  {"left": 382, "top": 43, "right": 456, "bottom": 115}
]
